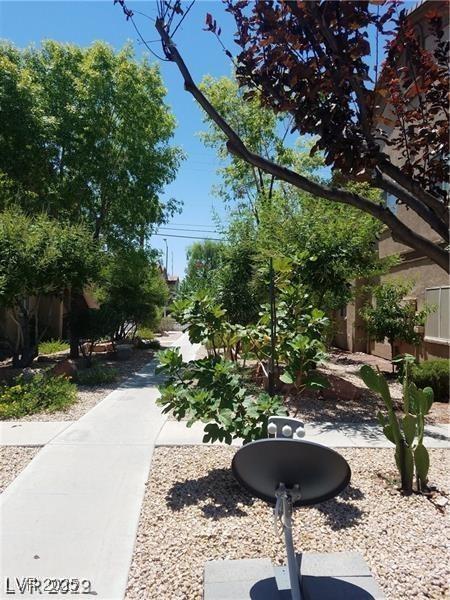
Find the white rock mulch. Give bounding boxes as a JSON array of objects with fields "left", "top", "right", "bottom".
[
  {"left": 126, "top": 446, "right": 450, "bottom": 600},
  {"left": 0, "top": 446, "right": 39, "bottom": 493}
]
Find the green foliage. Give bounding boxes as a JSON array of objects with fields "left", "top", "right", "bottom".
[
  {"left": 0, "top": 40, "right": 182, "bottom": 246},
  {"left": 135, "top": 326, "right": 155, "bottom": 340},
  {"left": 410, "top": 359, "right": 449, "bottom": 402},
  {"left": 178, "top": 240, "right": 222, "bottom": 298},
  {"left": 172, "top": 293, "right": 243, "bottom": 361},
  {"left": 0, "top": 373, "right": 77, "bottom": 419},
  {"left": 39, "top": 340, "right": 70, "bottom": 355},
  {"left": 76, "top": 365, "right": 118, "bottom": 386},
  {"left": 156, "top": 348, "right": 287, "bottom": 444},
  {"left": 198, "top": 75, "right": 393, "bottom": 316},
  {"left": 361, "top": 281, "right": 432, "bottom": 363},
  {"left": 0, "top": 208, "right": 100, "bottom": 366},
  {"left": 215, "top": 230, "right": 261, "bottom": 325},
  {"left": 95, "top": 247, "right": 168, "bottom": 339},
  {"left": 360, "top": 357, "right": 435, "bottom": 494},
  {"left": 258, "top": 189, "right": 396, "bottom": 312},
  {"left": 248, "top": 275, "right": 329, "bottom": 392},
  {"left": 74, "top": 306, "right": 118, "bottom": 365}
]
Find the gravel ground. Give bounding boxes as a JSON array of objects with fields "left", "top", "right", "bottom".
[
  {"left": 288, "top": 350, "right": 449, "bottom": 425},
  {"left": 0, "top": 446, "right": 40, "bottom": 493},
  {"left": 126, "top": 446, "right": 450, "bottom": 600},
  {"left": 9, "top": 332, "right": 182, "bottom": 423}
]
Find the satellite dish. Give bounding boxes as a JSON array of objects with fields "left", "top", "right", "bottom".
[
  {"left": 231, "top": 433, "right": 351, "bottom": 600},
  {"left": 232, "top": 438, "right": 351, "bottom": 506}
]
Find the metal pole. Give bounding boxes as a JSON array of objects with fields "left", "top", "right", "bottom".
[
  {"left": 268, "top": 257, "right": 276, "bottom": 397},
  {"left": 283, "top": 497, "right": 302, "bottom": 600},
  {"left": 163, "top": 238, "right": 168, "bottom": 318},
  {"left": 163, "top": 238, "right": 169, "bottom": 276}
]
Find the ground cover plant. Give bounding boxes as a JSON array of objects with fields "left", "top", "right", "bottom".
[
  {"left": 38, "top": 339, "right": 70, "bottom": 355},
  {"left": 0, "top": 373, "right": 77, "bottom": 419},
  {"left": 76, "top": 365, "right": 119, "bottom": 386}
]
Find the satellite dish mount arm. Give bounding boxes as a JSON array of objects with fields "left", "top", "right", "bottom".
[{"left": 274, "top": 483, "right": 303, "bottom": 600}]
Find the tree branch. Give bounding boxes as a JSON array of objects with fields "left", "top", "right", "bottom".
[
  {"left": 155, "top": 18, "right": 449, "bottom": 274},
  {"left": 375, "top": 168, "right": 449, "bottom": 242},
  {"left": 377, "top": 159, "right": 448, "bottom": 224}
]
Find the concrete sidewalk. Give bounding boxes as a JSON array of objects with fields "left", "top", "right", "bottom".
[
  {"left": 0, "top": 421, "right": 74, "bottom": 446},
  {"left": 0, "top": 331, "right": 194, "bottom": 600},
  {"left": 156, "top": 419, "right": 449, "bottom": 448}
]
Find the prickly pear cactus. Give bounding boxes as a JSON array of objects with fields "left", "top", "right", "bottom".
[{"left": 360, "top": 359, "right": 434, "bottom": 494}]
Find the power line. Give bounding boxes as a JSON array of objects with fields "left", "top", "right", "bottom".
[
  {"left": 152, "top": 233, "right": 222, "bottom": 241},
  {"left": 164, "top": 222, "right": 219, "bottom": 229},
  {"left": 158, "top": 226, "right": 220, "bottom": 234}
]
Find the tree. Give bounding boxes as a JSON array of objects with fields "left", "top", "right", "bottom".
[
  {"left": 179, "top": 240, "right": 223, "bottom": 297},
  {"left": 197, "top": 75, "right": 394, "bottom": 314},
  {"left": 0, "top": 40, "right": 182, "bottom": 246},
  {"left": 116, "top": 0, "right": 449, "bottom": 272},
  {"left": 0, "top": 40, "right": 183, "bottom": 357},
  {"left": 361, "top": 280, "right": 430, "bottom": 369},
  {"left": 95, "top": 247, "right": 169, "bottom": 340},
  {"left": 257, "top": 182, "right": 397, "bottom": 313},
  {"left": 215, "top": 217, "right": 261, "bottom": 325},
  {"left": 0, "top": 209, "right": 100, "bottom": 367}
]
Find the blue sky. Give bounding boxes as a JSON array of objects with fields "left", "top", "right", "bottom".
[{"left": 0, "top": 0, "right": 238, "bottom": 276}]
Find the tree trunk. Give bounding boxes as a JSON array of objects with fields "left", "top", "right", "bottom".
[
  {"left": 12, "top": 311, "right": 38, "bottom": 368},
  {"left": 390, "top": 339, "right": 396, "bottom": 373},
  {"left": 69, "top": 290, "right": 81, "bottom": 359}
]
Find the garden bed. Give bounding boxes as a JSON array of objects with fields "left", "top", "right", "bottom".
[
  {"left": 288, "top": 349, "right": 448, "bottom": 425},
  {"left": 126, "top": 446, "right": 449, "bottom": 600},
  {"left": 1, "top": 332, "right": 181, "bottom": 422},
  {"left": 0, "top": 446, "right": 40, "bottom": 493}
]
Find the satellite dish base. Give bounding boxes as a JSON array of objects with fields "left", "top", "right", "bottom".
[{"left": 204, "top": 552, "right": 386, "bottom": 599}]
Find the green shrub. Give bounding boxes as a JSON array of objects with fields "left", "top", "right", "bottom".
[
  {"left": 156, "top": 347, "right": 287, "bottom": 444},
  {"left": 39, "top": 339, "right": 70, "bottom": 355},
  {"left": 136, "top": 326, "right": 154, "bottom": 340},
  {"left": 0, "top": 374, "right": 77, "bottom": 419},
  {"left": 76, "top": 365, "right": 119, "bottom": 386},
  {"left": 411, "top": 360, "right": 449, "bottom": 401}
]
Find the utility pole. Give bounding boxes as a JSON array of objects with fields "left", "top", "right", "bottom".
[
  {"left": 163, "top": 238, "right": 168, "bottom": 318},
  {"left": 163, "top": 238, "right": 168, "bottom": 277}
]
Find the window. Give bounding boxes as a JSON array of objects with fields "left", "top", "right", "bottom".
[
  {"left": 339, "top": 305, "right": 347, "bottom": 318},
  {"left": 425, "top": 287, "right": 450, "bottom": 344}
]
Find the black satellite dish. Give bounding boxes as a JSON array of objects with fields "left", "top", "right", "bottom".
[
  {"left": 231, "top": 421, "right": 351, "bottom": 600},
  {"left": 232, "top": 438, "right": 351, "bottom": 507}
]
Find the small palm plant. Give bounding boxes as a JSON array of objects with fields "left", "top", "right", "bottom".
[{"left": 360, "top": 356, "right": 434, "bottom": 495}]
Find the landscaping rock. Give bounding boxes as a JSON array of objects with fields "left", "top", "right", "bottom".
[
  {"left": 93, "top": 342, "right": 114, "bottom": 353},
  {"left": 319, "top": 373, "right": 363, "bottom": 402},
  {"left": 50, "top": 359, "right": 78, "bottom": 380}
]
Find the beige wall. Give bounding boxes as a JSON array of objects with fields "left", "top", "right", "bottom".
[{"left": 333, "top": 283, "right": 370, "bottom": 353}]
